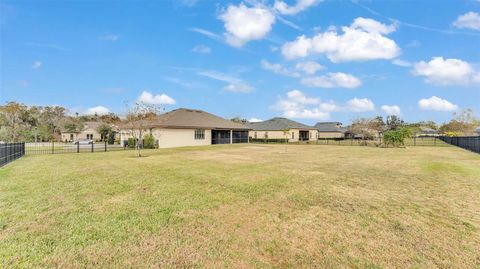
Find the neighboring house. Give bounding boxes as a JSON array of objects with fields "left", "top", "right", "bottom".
[
  {"left": 315, "top": 122, "right": 347, "bottom": 139},
  {"left": 61, "top": 121, "right": 116, "bottom": 142},
  {"left": 475, "top": 127, "right": 480, "bottom": 136},
  {"left": 416, "top": 126, "right": 439, "bottom": 137},
  {"left": 119, "top": 108, "right": 251, "bottom": 148},
  {"left": 248, "top": 117, "right": 318, "bottom": 142}
]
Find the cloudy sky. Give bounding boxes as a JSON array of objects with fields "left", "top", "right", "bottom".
[{"left": 1, "top": 0, "right": 479, "bottom": 124}]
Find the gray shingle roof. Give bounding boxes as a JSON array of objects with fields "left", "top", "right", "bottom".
[
  {"left": 248, "top": 117, "right": 315, "bottom": 131},
  {"left": 419, "top": 126, "right": 438, "bottom": 134},
  {"left": 314, "top": 122, "right": 345, "bottom": 133}
]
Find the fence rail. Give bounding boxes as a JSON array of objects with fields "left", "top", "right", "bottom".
[
  {"left": 251, "top": 137, "right": 451, "bottom": 147},
  {"left": 25, "top": 142, "right": 130, "bottom": 155},
  {"left": 439, "top": 136, "right": 480, "bottom": 154},
  {"left": 0, "top": 142, "right": 25, "bottom": 167}
]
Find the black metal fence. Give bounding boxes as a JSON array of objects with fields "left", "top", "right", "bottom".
[
  {"left": 250, "top": 136, "right": 450, "bottom": 147},
  {"left": 439, "top": 136, "right": 480, "bottom": 154},
  {"left": 0, "top": 143, "right": 25, "bottom": 167},
  {"left": 25, "top": 142, "right": 131, "bottom": 155}
]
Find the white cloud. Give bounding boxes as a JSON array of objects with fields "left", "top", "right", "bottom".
[
  {"left": 85, "top": 106, "right": 110, "bottom": 115},
  {"left": 137, "top": 91, "right": 176, "bottom": 105},
  {"left": 198, "top": 70, "right": 254, "bottom": 93},
  {"left": 249, "top": 118, "right": 262, "bottom": 122},
  {"left": 381, "top": 105, "right": 401, "bottom": 115},
  {"left": 273, "top": 0, "right": 321, "bottom": 15},
  {"left": 261, "top": 59, "right": 300, "bottom": 77},
  {"left": 223, "top": 83, "right": 254, "bottom": 93},
  {"left": 351, "top": 17, "right": 397, "bottom": 34},
  {"left": 418, "top": 96, "right": 458, "bottom": 111},
  {"left": 189, "top": 28, "right": 223, "bottom": 41},
  {"left": 281, "top": 17, "right": 400, "bottom": 62},
  {"left": 346, "top": 98, "right": 375, "bottom": 112},
  {"left": 32, "top": 61, "right": 42, "bottom": 69},
  {"left": 392, "top": 59, "right": 412, "bottom": 67},
  {"left": 412, "top": 57, "right": 480, "bottom": 86},
  {"left": 271, "top": 90, "right": 374, "bottom": 120},
  {"left": 98, "top": 34, "right": 120, "bottom": 41},
  {"left": 453, "top": 12, "right": 480, "bottom": 31},
  {"left": 219, "top": 3, "right": 275, "bottom": 47},
  {"left": 301, "top": 72, "right": 362, "bottom": 88},
  {"left": 192, "top": 45, "right": 212, "bottom": 54},
  {"left": 295, "top": 61, "right": 324, "bottom": 74}
]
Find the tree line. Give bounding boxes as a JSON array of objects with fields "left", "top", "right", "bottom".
[
  {"left": 349, "top": 109, "right": 479, "bottom": 138},
  {"left": 0, "top": 102, "right": 121, "bottom": 142}
]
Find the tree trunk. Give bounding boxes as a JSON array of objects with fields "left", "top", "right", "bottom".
[{"left": 136, "top": 130, "right": 142, "bottom": 157}]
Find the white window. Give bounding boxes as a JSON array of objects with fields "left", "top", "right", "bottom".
[{"left": 195, "top": 129, "right": 205, "bottom": 140}]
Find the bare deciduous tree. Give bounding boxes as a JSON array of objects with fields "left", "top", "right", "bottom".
[{"left": 123, "top": 102, "right": 161, "bottom": 157}]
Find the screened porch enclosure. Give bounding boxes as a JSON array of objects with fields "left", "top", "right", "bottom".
[
  {"left": 211, "top": 130, "right": 249, "bottom": 144},
  {"left": 299, "top": 130, "right": 310, "bottom": 141}
]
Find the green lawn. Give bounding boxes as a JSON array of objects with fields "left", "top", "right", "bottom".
[{"left": 1, "top": 144, "right": 479, "bottom": 268}]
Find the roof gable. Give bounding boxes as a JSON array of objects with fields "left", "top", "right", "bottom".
[
  {"left": 139, "top": 108, "right": 249, "bottom": 130},
  {"left": 314, "top": 122, "right": 344, "bottom": 132},
  {"left": 248, "top": 117, "right": 314, "bottom": 131}
]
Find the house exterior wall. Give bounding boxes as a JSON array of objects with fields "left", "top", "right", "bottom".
[
  {"left": 61, "top": 132, "right": 78, "bottom": 142},
  {"left": 61, "top": 130, "right": 100, "bottom": 142},
  {"left": 79, "top": 128, "right": 102, "bottom": 141},
  {"left": 249, "top": 129, "right": 318, "bottom": 142},
  {"left": 151, "top": 128, "right": 212, "bottom": 148},
  {"left": 318, "top": 132, "right": 344, "bottom": 138}
]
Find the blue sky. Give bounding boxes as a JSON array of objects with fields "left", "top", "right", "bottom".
[{"left": 1, "top": 0, "right": 479, "bottom": 125}]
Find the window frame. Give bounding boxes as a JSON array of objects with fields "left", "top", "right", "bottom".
[{"left": 194, "top": 129, "right": 205, "bottom": 140}]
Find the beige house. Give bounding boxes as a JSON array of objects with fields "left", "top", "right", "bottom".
[
  {"left": 248, "top": 117, "right": 318, "bottom": 142},
  {"left": 61, "top": 121, "right": 114, "bottom": 142},
  {"left": 315, "top": 122, "right": 347, "bottom": 139},
  {"left": 119, "top": 108, "right": 250, "bottom": 149}
]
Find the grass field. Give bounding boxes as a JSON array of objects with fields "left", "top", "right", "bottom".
[{"left": 1, "top": 144, "right": 480, "bottom": 268}]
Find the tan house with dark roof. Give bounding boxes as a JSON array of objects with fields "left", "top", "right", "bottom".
[
  {"left": 61, "top": 121, "right": 112, "bottom": 142},
  {"left": 119, "top": 108, "right": 251, "bottom": 148},
  {"left": 248, "top": 117, "right": 318, "bottom": 142},
  {"left": 315, "top": 122, "right": 347, "bottom": 139}
]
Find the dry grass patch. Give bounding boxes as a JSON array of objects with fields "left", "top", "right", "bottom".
[{"left": 1, "top": 144, "right": 479, "bottom": 268}]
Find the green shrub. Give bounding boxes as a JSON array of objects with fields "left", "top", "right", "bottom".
[
  {"left": 107, "top": 132, "right": 116, "bottom": 144},
  {"left": 143, "top": 134, "right": 156, "bottom": 149},
  {"left": 445, "top": 131, "right": 462, "bottom": 137},
  {"left": 383, "top": 127, "right": 412, "bottom": 147},
  {"left": 127, "top": 137, "right": 136, "bottom": 148}
]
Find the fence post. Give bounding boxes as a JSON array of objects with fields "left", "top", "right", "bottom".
[
  {"left": 51, "top": 141, "right": 54, "bottom": 154},
  {"left": 434, "top": 136, "right": 436, "bottom": 146},
  {"left": 77, "top": 142, "right": 79, "bottom": 153},
  {"left": 105, "top": 141, "right": 107, "bottom": 152},
  {"left": 91, "top": 142, "right": 94, "bottom": 153},
  {"left": 414, "top": 136, "right": 416, "bottom": 146}
]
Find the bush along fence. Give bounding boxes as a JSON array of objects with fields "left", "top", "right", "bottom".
[
  {"left": 439, "top": 136, "right": 480, "bottom": 154},
  {"left": 0, "top": 142, "right": 25, "bottom": 167}
]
